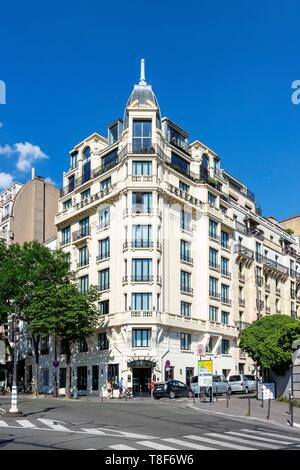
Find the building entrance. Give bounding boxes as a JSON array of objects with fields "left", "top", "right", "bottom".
[{"left": 132, "top": 367, "right": 151, "bottom": 396}]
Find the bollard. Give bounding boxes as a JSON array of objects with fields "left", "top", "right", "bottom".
[
  {"left": 267, "top": 398, "right": 271, "bottom": 420},
  {"left": 261, "top": 388, "right": 264, "bottom": 408},
  {"left": 289, "top": 390, "right": 294, "bottom": 427},
  {"left": 216, "top": 385, "right": 218, "bottom": 402},
  {"left": 140, "top": 385, "right": 142, "bottom": 400},
  {"left": 248, "top": 396, "right": 251, "bottom": 416},
  {"left": 226, "top": 388, "right": 229, "bottom": 408}
]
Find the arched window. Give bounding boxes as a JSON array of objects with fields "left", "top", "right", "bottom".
[{"left": 83, "top": 147, "right": 91, "bottom": 161}]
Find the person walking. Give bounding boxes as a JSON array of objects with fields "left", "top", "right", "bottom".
[
  {"left": 118, "top": 377, "right": 123, "bottom": 399},
  {"left": 150, "top": 376, "right": 156, "bottom": 398},
  {"left": 107, "top": 379, "right": 113, "bottom": 399}
]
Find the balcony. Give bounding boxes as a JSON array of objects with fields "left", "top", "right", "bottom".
[
  {"left": 181, "top": 286, "right": 193, "bottom": 295},
  {"left": 209, "top": 291, "right": 220, "bottom": 301},
  {"left": 72, "top": 228, "right": 91, "bottom": 243},
  {"left": 59, "top": 238, "right": 71, "bottom": 247},
  {"left": 235, "top": 321, "right": 250, "bottom": 331},
  {"left": 265, "top": 283, "right": 270, "bottom": 293},
  {"left": 256, "top": 252, "right": 263, "bottom": 263},
  {"left": 234, "top": 244, "right": 254, "bottom": 261},
  {"left": 221, "top": 271, "right": 231, "bottom": 280},
  {"left": 209, "top": 233, "right": 220, "bottom": 243},
  {"left": 131, "top": 275, "right": 154, "bottom": 283},
  {"left": 221, "top": 297, "right": 232, "bottom": 306},
  {"left": 180, "top": 254, "right": 193, "bottom": 265},
  {"left": 239, "top": 298, "right": 245, "bottom": 307},
  {"left": 97, "top": 284, "right": 110, "bottom": 292},
  {"left": 76, "top": 261, "right": 89, "bottom": 269},
  {"left": 96, "top": 253, "right": 110, "bottom": 263},
  {"left": 209, "top": 262, "right": 220, "bottom": 272},
  {"left": 256, "top": 275, "right": 264, "bottom": 287},
  {"left": 262, "top": 256, "right": 289, "bottom": 276},
  {"left": 127, "top": 143, "right": 157, "bottom": 155}
]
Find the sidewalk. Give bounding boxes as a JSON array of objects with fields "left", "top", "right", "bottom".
[{"left": 189, "top": 395, "right": 300, "bottom": 430}]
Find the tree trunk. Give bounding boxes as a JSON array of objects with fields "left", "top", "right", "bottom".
[
  {"left": 32, "top": 334, "right": 40, "bottom": 398},
  {"left": 65, "top": 344, "right": 71, "bottom": 399}
]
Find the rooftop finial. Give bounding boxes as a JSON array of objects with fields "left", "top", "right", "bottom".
[{"left": 139, "top": 58, "right": 146, "bottom": 85}]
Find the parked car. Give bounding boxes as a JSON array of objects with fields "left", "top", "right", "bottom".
[
  {"left": 153, "top": 380, "right": 193, "bottom": 399},
  {"left": 190, "top": 374, "right": 228, "bottom": 396},
  {"left": 228, "top": 374, "right": 258, "bottom": 395}
]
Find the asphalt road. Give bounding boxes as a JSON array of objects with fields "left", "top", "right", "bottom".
[{"left": 0, "top": 396, "right": 300, "bottom": 450}]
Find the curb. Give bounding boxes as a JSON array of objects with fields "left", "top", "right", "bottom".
[{"left": 186, "top": 403, "right": 300, "bottom": 433}]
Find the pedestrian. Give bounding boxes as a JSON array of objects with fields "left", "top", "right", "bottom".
[
  {"left": 107, "top": 379, "right": 113, "bottom": 399},
  {"left": 118, "top": 377, "right": 123, "bottom": 399},
  {"left": 150, "top": 376, "right": 156, "bottom": 398}
]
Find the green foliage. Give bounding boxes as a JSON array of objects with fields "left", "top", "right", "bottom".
[
  {"left": 207, "top": 176, "right": 217, "bottom": 187},
  {"left": 239, "top": 314, "right": 300, "bottom": 373},
  {"left": 284, "top": 227, "right": 295, "bottom": 235}
]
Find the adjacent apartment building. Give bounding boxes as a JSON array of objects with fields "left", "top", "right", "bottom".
[{"left": 23, "top": 61, "right": 300, "bottom": 396}]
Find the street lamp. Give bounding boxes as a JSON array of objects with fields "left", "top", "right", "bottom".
[{"left": 8, "top": 311, "right": 23, "bottom": 415}]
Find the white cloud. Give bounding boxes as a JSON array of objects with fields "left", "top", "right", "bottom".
[
  {"left": 0, "top": 122, "right": 3, "bottom": 128},
  {"left": 0, "top": 172, "right": 14, "bottom": 189},
  {"left": 0, "top": 141, "right": 48, "bottom": 172}
]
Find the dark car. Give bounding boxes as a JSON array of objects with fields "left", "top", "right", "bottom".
[{"left": 153, "top": 380, "right": 193, "bottom": 399}]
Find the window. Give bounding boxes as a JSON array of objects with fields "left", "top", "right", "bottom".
[
  {"left": 132, "top": 192, "right": 152, "bottom": 214},
  {"left": 132, "top": 293, "right": 152, "bottom": 310},
  {"left": 132, "top": 259, "right": 152, "bottom": 281},
  {"left": 221, "top": 284, "right": 230, "bottom": 303},
  {"left": 99, "top": 238, "right": 110, "bottom": 259},
  {"left": 79, "top": 275, "right": 89, "bottom": 293},
  {"left": 221, "top": 339, "right": 230, "bottom": 355},
  {"left": 41, "top": 369, "right": 49, "bottom": 387},
  {"left": 221, "top": 230, "right": 229, "bottom": 249},
  {"left": 132, "top": 329, "right": 151, "bottom": 347},
  {"left": 132, "top": 161, "right": 152, "bottom": 176},
  {"left": 180, "top": 270, "right": 192, "bottom": 293},
  {"left": 213, "top": 158, "right": 220, "bottom": 174},
  {"left": 180, "top": 240, "right": 192, "bottom": 262},
  {"left": 132, "top": 225, "right": 152, "bottom": 247},
  {"left": 79, "top": 217, "right": 89, "bottom": 237},
  {"left": 181, "top": 301, "right": 191, "bottom": 317},
  {"left": 99, "top": 207, "right": 110, "bottom": 229},
  {"left": 98, "top": 268, "right": 109, "bottom": 291},
  {"left": 63, "top": 199, "right": 72, "bottom": 210},
  {"left": 180, "top": 209, "right": 192, "bottom": 231},
  {"left": 209, "top": 248, "right": 218, "bottom": 269},
  {"left": 209, "top": 306, "right": 218, "bottom": 322},
  {"left": 209, "top": 276, "right": 218, "bottom": 297},
  {"left": 101, "top": 148, "right": 118, "bottom": 171},
  {"left": 98, "top": 333, "right": 109, "bottom": 350},
  {"left": 79, "top": 337, "right": 88, "bottom": 353},
  {"left": 40, "top": 336, "right": 49, "bottom": 354},
  {"left": 59, "top": 368, "right": 66, "bottom": 388},
  {"left": 79, "top": 245, "right": 89, "bottom": 267},
  {"left": 92, "top": 365, "right": 99, "bottom": 391},
  {"left": 209, "top": 220, "right": 218, "bottom": 239},
  {"left": 100, "top": 177, "right": 111, "bottom": 189},
  {"left": 221, "top": 311, "right": 229, "bottom": 325},
  {"left": 220, "top": 205, "right": 227, "bottom": 215},
  {"left": 68, "top": 175, "right": 75, "bottom": 193},
  {"left": 221, "top": 257, "right": 229, "bottom": 276},
  {"left": 70, "top": 151, "right": 78, "bottom": 169},
  {"left": 62, "top": 226, "right": 71, "bottom": 245},
  {"left": 82, "top": 147, "right": 91, "bottom": 183},
  {"left": 180, "top": 333, "right": 191, "bottom": 351},
  {"left": 171, "top": 152, "right": 190, "bottom": 176},
  {"left": 208, "top": 192, "right": 217, "bottom": 206},
  {"left": 64, "top": 252, "right": 71, "bottom": 268},
  {"left": 179, "top": 181, "right": 190, "bottom": 193},
  {"left": 81, "top": 189, "right": 90, "bottom": 200},
  {"left": 133, "top": 120, "right": 152, "bottom": 152},
  {"left": 98, "top": 300, "right": 109, "bottom": 315}
]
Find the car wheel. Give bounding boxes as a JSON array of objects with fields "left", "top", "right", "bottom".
[
  {"left": 244, "top": 386, "right": 249, "bottom": 394},
  {"left": 169, "top": 390, "right": 176, "bottom": 399}
]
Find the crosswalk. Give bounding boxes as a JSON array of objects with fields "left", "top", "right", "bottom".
[{"left": 0, "top": 418, "right": 299, "bottom": 450}]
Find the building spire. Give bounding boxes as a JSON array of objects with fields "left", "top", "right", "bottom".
[{"left": 139, "top": 58, "right": 147, "bottom": 85}]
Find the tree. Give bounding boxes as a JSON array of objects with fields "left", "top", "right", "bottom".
[
  {"left": 24, "top": 283, "right": 99, "bottom": 398},
  {"left": 239, "top": 314, "right": 300, "bottom": 374},
  {"left": 0, "top": 240, "right": 71, "bottom": 393}
]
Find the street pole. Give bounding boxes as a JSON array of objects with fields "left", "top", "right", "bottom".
[
  {"left": 267, "top": 398, "right": 271, "bottom": 420},
  {"left": 8, "top": 313, "right": 22, "bottom": 415}
]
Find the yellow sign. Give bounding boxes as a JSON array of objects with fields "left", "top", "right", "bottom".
[{"left": 198, "top": 359, "right": 213, "bottom": 375}]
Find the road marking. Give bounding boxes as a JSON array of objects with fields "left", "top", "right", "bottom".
[
  {"left": 110, "top": 444, "right": 137, "bottom": 450},
  {"left": 0, "top": 420, "right": 9, "bottom": 427},
  {"left": 185, "top": 434, "right": 256, "bottom": 450},
  {"left": 241, "top": 429, "right": 300, "bottom": 441},
  {"left": 163, "top": 437, "right": 216, "bottom": 450},
  {"left": 84, "top": 448, "right": 96, "bottom": 450},
  {"left": 16, "top": 420, "right": 37, "bottom": 429},
  {"left": 137, "top": 440, "right": 179, "bottom": 450},
  {"left": 37, "top": 418, "right": 71, "bottom": 432},
  {"left": 226, "top": 431, "right": 294, "bottom": 446},
  {"left": 81, "top": 428, "right": 106, "bottom": 435},
  {"left": 207, "top": 432, "right": 279, "bottom": 449}
]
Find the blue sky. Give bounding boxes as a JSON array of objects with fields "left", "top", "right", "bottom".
[{"left": 0, "top": 0, "right": 299, "bottom": 220}]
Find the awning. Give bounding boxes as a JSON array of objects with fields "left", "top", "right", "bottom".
[{"left": 127, "top": 356, "right": 157, "bottom": 368}]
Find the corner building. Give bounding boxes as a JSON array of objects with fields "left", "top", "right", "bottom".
[{"left": 55, "top": 61, "right": 300, "bottom": 396}]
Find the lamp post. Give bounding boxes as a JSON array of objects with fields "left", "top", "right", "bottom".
[{"left": 8, "top": 311, "right": 23, "bottom": 415}]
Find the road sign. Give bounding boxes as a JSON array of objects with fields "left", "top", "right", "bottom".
[
  {"left": 198, "top": 359, "right": 213, "bottom": 374},
  {"left": 165, "top": 360, "right": 171, "bottom": 368},
  {"left": 53, "top": 360, "right": 59, "bottom": 368},
  {"left": 197, "top": 343, "right": 205, "bottom": 356}
]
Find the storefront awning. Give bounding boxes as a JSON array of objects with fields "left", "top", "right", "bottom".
[{"left": 127, "top": 356, "right": 157, "bottom": 368}]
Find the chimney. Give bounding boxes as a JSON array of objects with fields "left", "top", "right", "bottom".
[{"left": 31, "top": 167, "right": 36, "bottom": 180}]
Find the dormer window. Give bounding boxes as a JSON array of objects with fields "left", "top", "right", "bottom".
[{"left": 132, "top": 120, "right": 152, "bottom": 153}]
